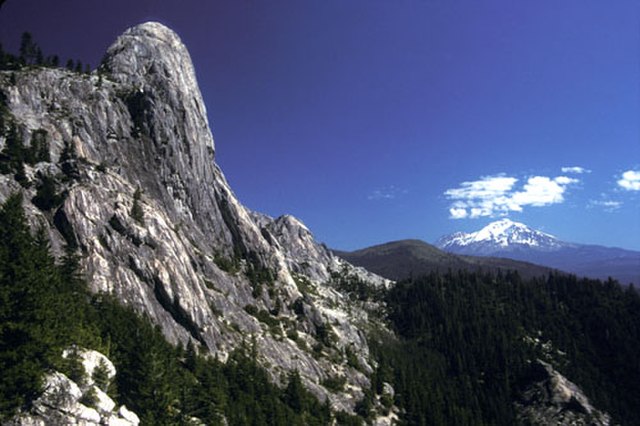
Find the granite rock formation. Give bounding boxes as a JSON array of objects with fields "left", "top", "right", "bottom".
[{"left": 0, "top": 22, "right": 389, "bottom": 417}]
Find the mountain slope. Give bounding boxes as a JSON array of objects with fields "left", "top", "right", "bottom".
[
  {"left": 0, "top": 22, "right": 391, "bottom": 417},
  {"left": 437, "top": 219, "right": 640, "bottom": 285},
  {"left": 334, "top": 239, "right": 553, "bottom": 281}
]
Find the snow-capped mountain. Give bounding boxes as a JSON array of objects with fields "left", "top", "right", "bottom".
[
  {"left": 436, "top": 219, "right": 568, "bottom": 254},
  {"left": 436, "top": 219, "right": 640, "bottom": 285}
]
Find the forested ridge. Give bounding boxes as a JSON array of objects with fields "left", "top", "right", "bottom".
[{"left": 375, "top": 270, "right": 640, "bottom": 425}]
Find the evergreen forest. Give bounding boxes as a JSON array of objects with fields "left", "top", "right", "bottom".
[
  {"left": 1, "top": 192, "right": 639, "bottom": 425},
  {"left": 375, "top": 271, "right": 640, "bottom": 425}
]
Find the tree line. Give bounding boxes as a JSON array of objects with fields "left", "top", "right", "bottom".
[{"left": 0, "top": 31, "right": 89, "bottom": 73}]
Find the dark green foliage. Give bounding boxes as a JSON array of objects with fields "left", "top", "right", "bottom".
[
  {"left": 315, "top": 322, "right": 337, "bottom": 348},
  {"left": 60, "top": 346, "right": 86, "bottom": 385},
  {"left": 321, "top": 375, "right": 346, "bottom": 392},
  {"left": 1, "top": 32, "right": 83, "bottom": 71},
  {"left": 376, "top": 271, "right": 640, "bottom": 425},
  {"left": 92, "top": 358, "right": 111, "bottom": 392},
  {"left": 213, "top": 251, "right": 240, "bottom": 274},
  {"left": 0, "top": 90, "right": 8, "bottom": 133},
  {"left": 92, "top": 297, "right": 336, "bottom": 425},
  {"left": 32, "top": 174, "right": 63, "bottom": 211},
  {"left": 79, "top": 386, "right": 98, "bottom": 408},
  {"left": 25, "top": 129, "right": 50, "bottom": 164},
  {"left": 330, "top": 267, "right": 383, "bottom": 302},
  {"left": 246, "top": 260, "right": 275, "bottom": 288},
  {"left": 59, "top": 139, "right": 80, "bottom": 180},
  {"left": 0, "top": 194, "right": 96, "bottom": 419},
  {"left": 291, "top": 297, "right": 305, "bottom": 316},
  {"left": 0, "top": 195, "right": 354, "bottom": 424},
  {"left": 0, "top": 120, "right": 41, "bottom": 188},
  {"left": 19, "top": 32, "right": 41, "bottom": 66},
  {"left": 130, "top": 188, "right": 144, "bottom": 225},
  {"left": 0, "top": 122, "right": 24, "bottom": 174}
]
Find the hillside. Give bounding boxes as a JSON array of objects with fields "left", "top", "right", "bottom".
[{"left": 334, "top": 239, "right": 553, "bottom": 281}]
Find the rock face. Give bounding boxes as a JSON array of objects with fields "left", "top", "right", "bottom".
[
  {"left": 7, "top": 349, "right": 139, "bottom": 426},
  {"left": 0, "top": 22, "right": 390, "bottom": 416},
  {"left": 515, "top": 360, "right": 610, "bottom": 426}
]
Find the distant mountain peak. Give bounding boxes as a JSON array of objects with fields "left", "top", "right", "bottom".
[
  {"left": 436, "top": 219, "right": 563, "bottom": 252},
  {"left": 436, "top": 221, "right": 640, "bottom": 285}
]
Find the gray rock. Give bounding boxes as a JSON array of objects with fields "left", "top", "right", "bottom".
[
  {"left": 6, "top": 350, "right": 139, "bottom": 426},
  {"left": 515, "top": 360, "right": 611, "bottom": 425},
  {"left": 0, "top": 21, "right": 392, "bottom": 416}
]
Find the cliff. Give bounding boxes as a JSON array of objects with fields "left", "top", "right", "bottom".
[{"left": 0, "top": 22, "right": 390, "bottom": 417}]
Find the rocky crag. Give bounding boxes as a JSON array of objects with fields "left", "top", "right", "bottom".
[
  {"left": 516, "top": 360, "right": 611, "bottom": 425},
  {"left": 7, "top": 348, "right": 140, "bottom": 426},
  {"left": 0, "top": 22, "right": 391, "bottom": 418}
]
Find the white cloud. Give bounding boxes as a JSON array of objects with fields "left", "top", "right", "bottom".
[
  {"left": 617, "top": 170, "right": 640, "bottom": 191},
  {"left": 445, "top": 174, "right": 578, "bottom": 219},
  {"left": 449, "top": 207, "right": 468, "bottom": 219},
  {"left": 554, "top": 176, "right": 579, "bottom": 185},
  {"left": 444, "top": 175, "right": 517, "bottom": 200},
  {"left": 589, "top": 199, "right": 622, "bottom": 211},
  {"left": 561, "top": 166, "right": 590, "bottom": 174},
  {"left": 510, "top": 176, "right": 578, "bottom": 207},
  {"left": 368, "top": 185, "right": 407, "bottom": 200}
]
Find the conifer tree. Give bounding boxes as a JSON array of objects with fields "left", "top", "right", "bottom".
[{"left": 130, "top": 188, "right": 144, "bottom": 225}]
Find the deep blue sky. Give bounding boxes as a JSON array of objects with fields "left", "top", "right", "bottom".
[{"left": 1, "top": 0, "right": 639, "bottom": 250}]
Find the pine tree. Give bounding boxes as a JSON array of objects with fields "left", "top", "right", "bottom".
[
  {"left": 0, "top": 194, "right": 49, "bottom": 418},
  {"left": 59, "top": 139, "right": 79, "bottom": 180},
  {"left": 130, "top": 188, "right": 144, "bottom": 225},
  {"left": 32, "top": 174, "right": 61, "bottom": 211},
  {"left": 92, "top": 358, "right": 111, "bottom": 392},
  {"left": 19, "top": 32, "right": 37, "bottom": 65}
]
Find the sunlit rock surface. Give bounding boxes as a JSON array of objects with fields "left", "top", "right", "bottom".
[
  {"left": 0, "top": 21, "right": 390, "bottom": 415},
  {"left": 6, "top": 349, "right": 139, "bottom": 426},
  {"left": 515, "top": 360, "right": 611, "bottom": 425}
]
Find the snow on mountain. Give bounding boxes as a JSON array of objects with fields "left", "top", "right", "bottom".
[
  {"left": 436, "top": 219, "right": 565, "bottom": 253},
  {"left": 435, "top": 219, "right": 640, "bottom": 285}
]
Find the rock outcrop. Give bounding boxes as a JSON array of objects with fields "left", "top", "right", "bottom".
[
  {"left": 0, "top": 22, "right": 390, "bottom": 416},
  {"left": 7, "top": 349, "right": 139, "bottom": 426},
  {"left": 515, "top": 360, "right": 611, "bottom": 425}
]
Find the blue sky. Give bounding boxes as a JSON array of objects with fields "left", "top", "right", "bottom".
[{"left": 1, "top": 0, "right": 639, "bottom": 250}]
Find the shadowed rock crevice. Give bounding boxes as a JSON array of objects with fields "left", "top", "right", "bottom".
[{"left": 152, "top": 275, "right": 206, "bottom": 346}]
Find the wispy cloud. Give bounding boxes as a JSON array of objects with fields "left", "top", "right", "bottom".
[
  {"left": 617, "top": 170, "right": 640, "bottom": 191},
  {"left": 445, "top": 174, "right": 579, "bottom": 219},
  {"left": 589, "top": 199, "right": 622, "bottom": 212},
  {"left": 368, "top": 185, "right": 407, "bottom": 201},
  {"left": 561, "top": 166, "right": 590, "bottom": 174}
]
